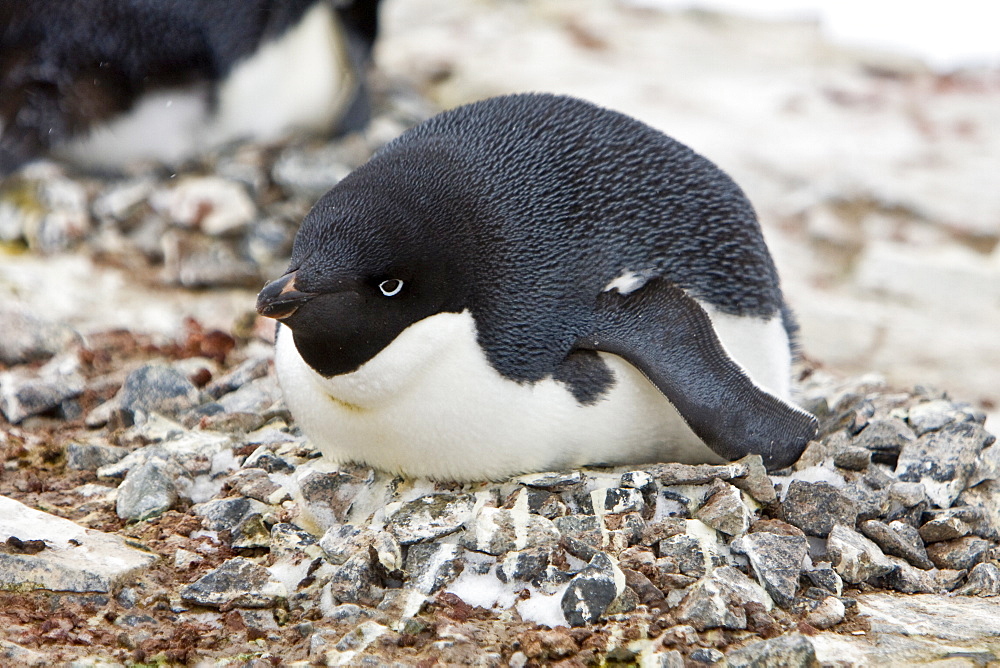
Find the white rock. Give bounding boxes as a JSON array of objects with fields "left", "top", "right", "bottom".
[{"left": 0, "top": 495, "right": 157, "bottom": 593}]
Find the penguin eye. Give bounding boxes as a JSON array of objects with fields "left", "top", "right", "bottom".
[{"left": 378, "top": 279, "right": 404, "bottom": 297}]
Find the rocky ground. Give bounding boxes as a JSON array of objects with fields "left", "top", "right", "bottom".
[{"left": 2, "top": 1, "right": 1000, "bottom": 666}]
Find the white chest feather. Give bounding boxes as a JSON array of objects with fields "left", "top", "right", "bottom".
[{"left": 274, "top": 306, "right": 793, "bottom": 482}]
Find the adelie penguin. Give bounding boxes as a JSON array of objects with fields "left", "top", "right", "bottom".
[
  {"left": 0, "top": 0, "right": 380, "bottom": 174},
  {"left": 256, "top": 93, "right": 819, "bottom": 482}
]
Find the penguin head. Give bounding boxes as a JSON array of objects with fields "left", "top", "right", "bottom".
[{"left": 256, "top": 168, "right": 469, "bottom": 378}]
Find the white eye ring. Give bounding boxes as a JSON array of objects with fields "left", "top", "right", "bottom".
[{"left": 379, "top": 279, "right": 404, "bottom": 297}]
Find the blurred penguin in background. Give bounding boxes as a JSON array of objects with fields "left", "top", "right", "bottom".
[{"left": 0, "top": 0, "right": 381, "bottom": 174}]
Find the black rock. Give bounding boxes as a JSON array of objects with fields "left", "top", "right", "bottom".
[
  {"left": 497, "top": 547, "right": 550, "bottom": 583},
  {"left": 193, "top": 497, "right": 268, "bottom": 532},
  {"left": 560, "top": 552, "right": 621, "bottom": 627},
  {"left": 955, "top": 562, "right": 1000, "bottom": 596}
]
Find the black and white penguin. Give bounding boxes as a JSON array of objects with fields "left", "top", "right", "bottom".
[
  {"left": 0, "top": 0, "right": 380, "bottom": 173},
  {"left": 256, "top": 93, "right": 818, "bottom": 481}
]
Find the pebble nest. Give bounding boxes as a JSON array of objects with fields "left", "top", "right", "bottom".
[{"left": 1, "top": 89, "right": 999, "bottom": 666}]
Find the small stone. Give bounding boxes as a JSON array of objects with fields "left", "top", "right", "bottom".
[
  {"left": 919, "top": 511, "right": 974, "bottom": 543},
  {"left": 270, "top": 523, "right": 322, "bottom": 560},
  {"left": 216, "top": 376, "right": 282, "bottom": 415},
  {"left": 782, "top": 480, "right": 858, "bottom": 537},
  {"left": 460, "top": 506, "right": 559, "bottom": 555},
  {"left": 592, "top": 487, "right": 645, "bottom": 515},
  {"left": 65, "top": 443, "right": 129, "bottom": 471},
  {"left": 645, "top": 650, "right": 685, "bottom": 668},
  {"left": 858, "top": 519, "right": 934, "bottom": 570},
  {"left": 803, "top": 562, "right": 843, "bottom": 597},
  {"left": 907, "top": 399, "right": 959, "bottom": 435},
  {"left": 115, "top": 460, "right": 178, "bottom": 521},
  {"left": 0, "top": 353, "right": 85, "bottom": 423},
  {"left": 320, "top": 524, "right": 401, "bottom": 571},
  {"left": 118, "top": 364, "right": 201, "bottom": 421},
  {"left": 193, "top": 497, "right": 268, "bottom": 532},
  {"left": 954, "top": 562, "right": 1000, "bottom": 596},
  {"left": 833, "top": 447, "right": 872, "bottom": 471},
  {"left": 497, "top": 548, "right": 550, "bottom": 583},
  {"left": 205, "top": 356, "right": 271, "bottom": 399},
  {"left": 231, "top": 514, "right": 271, "bottom": 549},
  {"left": 694, "top": 480, "right": 753, "bottom": 537},
  {"left": 242, "top": 446, "right": 295, "bottom": 473},
  {"left": 895, "top": 422, "right": 994, "bottom": 508},
  {"left": 731, "top": 531, "right": 809, "bottom": 608},
  {"left": 640, "top": 518, "right": 687, "bottom": 546},
  {"left": 272, "top": 142, "right": 356, "bottom": 199},
  {"left": 385, "top": 493, "right": 475, "bottom": 545},
  {"left": 226, "top": 468, "right": 288, "bottom": 504},
  {"left": 620, "top": 470, "right": 656, "bottom": 492},
  {"left": 958, "top": 481, "right": 1000, "bottom": 540},
  {"left": 560, "top": 552, "right": 624, "bottom": 626},
  {"left": 675, "top": 566, "right": 772, "bottom": 631},
  {"left": 404, "top": 543, "right": 464, "bottom": 594},
  {"left": 726, "top": 633, "right": 818, "bottom": 668},
  {"left": 174, "top": 548, "right": 203, "bottom": 570},
  {"left": 324, "top": 550, "right": 383, "bottom": 606},
  {"left": 852, "top": 418, "right": 915, "bottom": 462},
  {"left": 874, "top": 555, "right": 962, "bottom": 594},
  {"left": 804, "top": 596, "right": 846, "bottom": 629},
  {"left": 730, "top": 455, "right": 778, "bottom": 505},
  {"left": 181, "top": 557, "right": 286, "bottom": 608},
  {"left": 689, "top": 648, "right": 725, "bottom": 665},
  {"left": 826, "top": 523, "right": 895, "bottom": 584},
  {"left": 925, "top": 535, "right": 991, "bottom": 571},
  {"left": 657, "top": 534, "right": 711, "bottom": 578},
  {"left": 298, "top": 469, "right": 374, "bottom": 529}
]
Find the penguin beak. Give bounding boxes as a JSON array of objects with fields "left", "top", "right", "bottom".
[{"left": 256, "top": 271, "right": 316, "bottom": 320}]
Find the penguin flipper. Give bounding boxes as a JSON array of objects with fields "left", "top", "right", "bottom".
[{"left": 578, "top": 278, "right": 817, "bottom": 470}]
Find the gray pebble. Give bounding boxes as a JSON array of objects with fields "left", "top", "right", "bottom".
[
  {"left": 404, "top": 543, "right": 464, "bottom": 594},
  {"left": 116, "top": 459, "right": 178, "bottom": 521},
  {"left": 732, "top": 531, "right": 808, "bottom": 608},
  {"left": 66, "top": 443, "right": 129, "bottom": 471},
  {"left": 926, "top": 535, "right": 991, "bottom": 571},
  {"left": 180, "top": 557, "right": 285, "bottom": 608},
  {"left": 386, "top": 493, "right": 475, "bottom": 546},
  {"left": 826, "top": 523, "right": 895, "bottom": 584},
  {"left": 726, "top": 633, "right": 818, "bottom": 668},
  {"left": 954, "top": 562, "right": 1000, "bottom": 596},
  {"left": 782, "top": 480, "right": 858, "bottom": 538},
  {"left": 118, "top": 364, "right": 201, "bottom": 422},
  {"left": 858, "top": 519, "right": 934, "bottom": 570}
]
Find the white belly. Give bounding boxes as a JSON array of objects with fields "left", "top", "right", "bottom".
[{"left": 274, "top": 306, "right": 793, "bottom": 482}]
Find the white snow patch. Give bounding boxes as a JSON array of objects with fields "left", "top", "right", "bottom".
[
  {"left": 517, "top": 583, "right": 571, "bottom": 628},
  {"left": 445, "top": 562, "right": 518, "bottom": 610}
]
